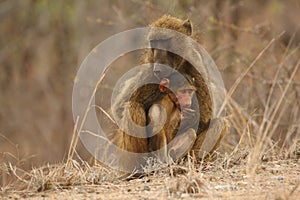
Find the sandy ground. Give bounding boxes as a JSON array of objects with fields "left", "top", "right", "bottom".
[{"left": 2, "top": 156, "right": 299, "bottom": 200}]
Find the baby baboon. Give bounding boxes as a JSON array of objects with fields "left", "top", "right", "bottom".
[
  {"left": 148, "top": 72, "right": 198, "bottom": 163},
  {"left": 109, "top": 15, "right": 227, "bottom": 171}
]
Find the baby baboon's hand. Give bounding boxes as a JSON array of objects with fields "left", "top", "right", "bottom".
[{"left": 181, "top": 108, "right": 199, "bottom": 129}]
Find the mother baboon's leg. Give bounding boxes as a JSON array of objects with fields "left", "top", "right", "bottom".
[
  {"left": 192, "top": 118, "right": 229, "bottom": 159},
  {"left": 105, "top": 101, "right": 148, "bottom": 172}
]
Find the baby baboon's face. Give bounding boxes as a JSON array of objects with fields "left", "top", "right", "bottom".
[
  {"left": 176, "top": 86, "right": 195, "bottom": 108},
  {"left": 168, "top": 73, "right": 196, "bottom": 108}
]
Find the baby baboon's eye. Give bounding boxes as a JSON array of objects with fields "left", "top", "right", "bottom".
[
  {"left": 188, "top": 89, "right": 195, "bottom": 94},
  {"left": 178, "top": 89, "right": 194, "bottom": 94}
]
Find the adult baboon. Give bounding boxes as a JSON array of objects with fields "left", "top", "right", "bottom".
[{"left": 109, "top": 15, "right": 227, "bottom": 171}]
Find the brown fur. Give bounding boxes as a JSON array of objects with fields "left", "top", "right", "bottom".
[
  {"left": 148, "top": 73, "right": 197, "bottom": 162},
  {"left": 150, "top": 15, "right": 193, "bottom": 36},
  {"left": 109, "top": 15, "right": 228, "bottom": 172}
]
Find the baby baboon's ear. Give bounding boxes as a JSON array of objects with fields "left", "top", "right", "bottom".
[{"left": 183, "top": 19, "right": 192, "bottom": 36}]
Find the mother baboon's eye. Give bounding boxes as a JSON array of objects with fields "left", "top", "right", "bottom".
[
  {"left": 150, "top": 38, "right": 171, "bottom": 49},
  {"left": 150, "top": 48, "right": 155, "bottom": 54},
  {"left": 149, "top": 40, "right": 158, "bottom": 48}
]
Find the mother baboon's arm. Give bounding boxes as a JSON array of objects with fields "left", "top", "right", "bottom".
[{"left": 111, "top": 65, "right": 154, "bottom": 122}]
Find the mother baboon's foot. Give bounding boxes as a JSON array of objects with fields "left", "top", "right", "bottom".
[{"left": 168, "top": 128, "right": 197, "bottom": 162}]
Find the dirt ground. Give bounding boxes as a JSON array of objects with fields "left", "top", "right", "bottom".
[{"left": 1, "top": 151, "right": 299, "bottom": 200}]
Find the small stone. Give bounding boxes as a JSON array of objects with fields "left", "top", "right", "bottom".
[{"left": 143, "top": 186, "right": 150, "bottom": 191}]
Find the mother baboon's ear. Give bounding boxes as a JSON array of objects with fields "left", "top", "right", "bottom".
[{"left": 183, "top": 19, "right": 192, "bottom": 36}]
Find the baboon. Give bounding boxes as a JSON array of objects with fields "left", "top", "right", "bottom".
[
  {"left": 109, "top": 15, "right": 228, "bottom": 172},
  {"left": 148, "top": 72, "right": 198, "bottom": 163}
]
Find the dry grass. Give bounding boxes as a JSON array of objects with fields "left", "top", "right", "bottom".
[{"left": 0, "top": 143, "right": 299, "bottom": 199}]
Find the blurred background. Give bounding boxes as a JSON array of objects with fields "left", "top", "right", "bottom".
[{"left": 0, "top": 0, "right": 299, "bottom": 185}]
